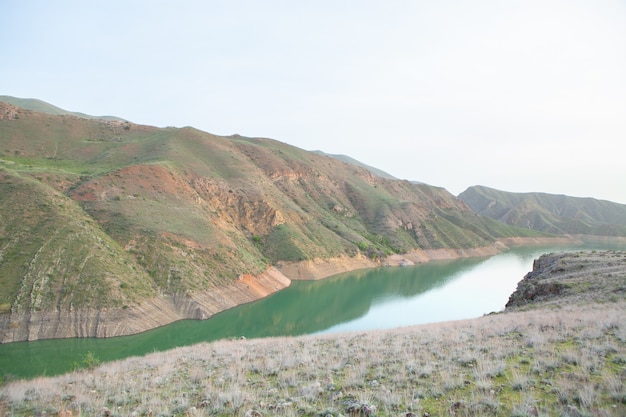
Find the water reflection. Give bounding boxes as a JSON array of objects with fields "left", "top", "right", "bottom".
[
  {"left": 224, "top": 256, "right": 483, "bottom": 337},
  {"left": 2, "top": 241, "right": 624, "bottom": 379}
]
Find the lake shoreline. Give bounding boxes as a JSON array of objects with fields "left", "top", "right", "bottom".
[
  {"left": 277, "top": 235, "right": 582, "bottom": 281},
  {"left": 0, "top": 235, "right": 594, "bottom": 344},
  {"left": 4, "top": 251, "right": 626, "bottom": 416},
  {"left": 1, "top": 239, "right": 624, "bottom": 380}
]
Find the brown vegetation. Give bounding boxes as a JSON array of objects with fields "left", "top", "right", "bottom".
[{"left": 3, "top": 303, "right": 624, "bottom": 417}]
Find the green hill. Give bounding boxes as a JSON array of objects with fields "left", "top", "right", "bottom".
[
  {"left": 459, "top": 185, "right": 626, "bottom": 236},
  {"left": 0, "top": 99, "right": 541, "bottom": 342}
]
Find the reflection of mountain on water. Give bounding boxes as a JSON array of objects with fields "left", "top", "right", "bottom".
[
  {"left": 139, "top": 257, "right": 486, "bottom": 345},
  {"left": 205, "top": 256, "right": 486, "bottom": 338},
  {"left": 4, "top": 257, "right": 488, "bottom": 378}
]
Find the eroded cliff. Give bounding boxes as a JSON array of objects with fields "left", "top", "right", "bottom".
[{"left": 506, "top": 250, "right": 626, "bottom": 310}]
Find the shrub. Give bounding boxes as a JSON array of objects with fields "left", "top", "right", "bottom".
[{"left": 71, "top": 351, "right": 101, "bottom": 371}]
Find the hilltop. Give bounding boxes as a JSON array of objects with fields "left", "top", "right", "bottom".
[
  {"left": 310, "top": 151, "right": 397, "bottom": 180},
  {"left": 2, "top": 250, "right": 625, "bottom": 416},
  {"left": 0, "top": 95, "right": 125, "bottom": 121},
  {"left": 459, "top": 185, "right": 626, "bottom": 236},
  {"left": 0, "top": 98, "right": 545, "bottom": 343}
]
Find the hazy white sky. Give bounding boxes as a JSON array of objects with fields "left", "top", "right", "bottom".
[{"left": 2, "top": 1, "right": 625, "bottom": 203}]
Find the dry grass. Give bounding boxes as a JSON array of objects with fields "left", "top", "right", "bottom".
[{"left": 2, "top": 301, "right": 625, "bottom": 417}]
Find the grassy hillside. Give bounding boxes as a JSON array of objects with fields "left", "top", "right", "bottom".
[
  {"left": 2, "top": 251, "right": 625, "bottom": 417},
  {"left": 310, "top": 150, "right": 397, "bottom": 180},
  {"left": 0, "top": 99, "right": 544, "bottom": 341},
  {"left": 0, "top": 95, "right": 125, "bottom": 121},
  {"left": 0, "top": 169, "right": 154, "bottom": 313},
  {"left": 460, "top": 185, "right": 626, "bottom": 236}
]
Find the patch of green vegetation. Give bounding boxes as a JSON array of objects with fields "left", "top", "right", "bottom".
[
  {"left": 71, "top": 351, "right": 101, "bottom": 371},
  {"left": 0, "top": 168, "right": 155, "bottom": 312},
  {"left": 343, "top": 179, "right": 395, "bottom": 228},
  {"left": 261, "top": 224, "right": 307, "bottom": 261},
  {"left": 2, "top": 155, "right": 103, "bottom": 176}
]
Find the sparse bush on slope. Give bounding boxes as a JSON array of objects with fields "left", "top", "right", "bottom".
[{"left": 2, "top": 303, "right": 625, "bottom": 416}]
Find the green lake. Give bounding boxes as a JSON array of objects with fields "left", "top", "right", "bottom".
[{"left": 1, "top": 241, "right": 624, "bottom": 379}]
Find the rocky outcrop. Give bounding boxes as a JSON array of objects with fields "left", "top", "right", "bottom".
[
  {"left": 0, "top": 102, "right": 21, "bottom": 120},
  {"left": 191, "top": 177, "right": 286, "bottom": 236},
  {"left": 506, "top": 250, "right": 626, "bottom": 310}
]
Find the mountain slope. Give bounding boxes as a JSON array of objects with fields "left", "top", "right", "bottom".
[
  {"left": 0, "top": 99, "right": 541, "bottom": 342},
  {"left": 310, "top": 150, "right": 397, "bottom": 179},
  {"left": 0, "top": 95, "right": 125, "bottom": 121},
  {"left": 459, "top": 185, "right": 626, "bottom": 236}
]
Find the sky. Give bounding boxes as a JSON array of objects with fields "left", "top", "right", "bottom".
[{"left": 2, "top": 1, "right": 626, "bottom": 203}]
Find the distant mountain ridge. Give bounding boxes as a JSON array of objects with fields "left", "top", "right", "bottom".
[
  {"left": 0, "top": 95, "right": 126, "bottom": 121},
  {"left": 459, "top": 185, "right": 626, "bottom": 236},
  {"left": 310, "top": 151, "right": 397, "bottom": 179},
  {"left": 0, "top": 98, "right": 543, "bottom": 342}
]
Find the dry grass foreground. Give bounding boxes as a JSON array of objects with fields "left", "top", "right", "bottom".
[{"left": 2, "top": 252, "right": 626, "bottom": 417}]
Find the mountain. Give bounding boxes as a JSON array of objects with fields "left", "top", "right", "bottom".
[
  {"left": 310, "top": 151, "right": 397, "bottom": 179},
  {"left": 0, "top": 99, "right": 541, "bottom": 342},
  {"left": 0, "top": 95, "right": 125, "bottom": 121},
  {"left": 459, "top": 185, "right": 626, "bottom": 236}
]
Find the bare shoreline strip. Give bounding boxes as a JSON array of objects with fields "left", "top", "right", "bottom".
[
  {"left": 277, "top": 236, "right": 581, "bottom": 281},
  {"left": 0, "top": 235, "right": 584, "bottom": 343}
]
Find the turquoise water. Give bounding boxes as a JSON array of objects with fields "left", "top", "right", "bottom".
[{"left": 1, "top": 242, "right": 623, "bottom": 379}]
